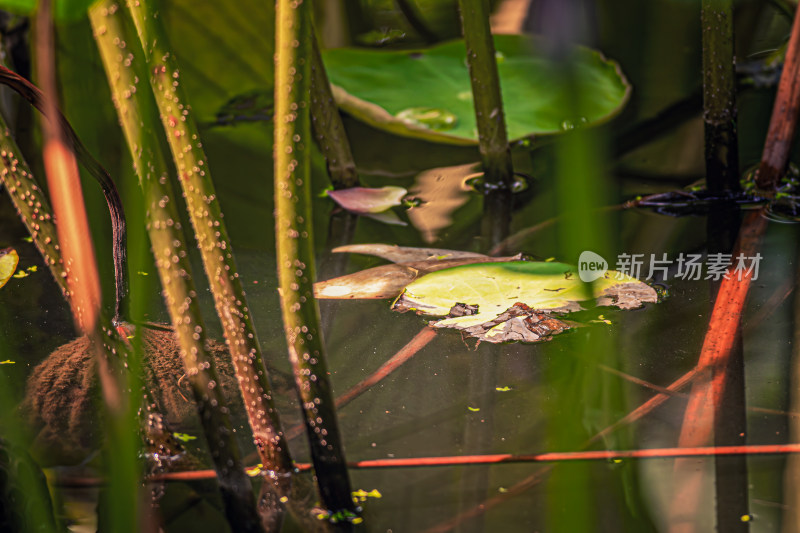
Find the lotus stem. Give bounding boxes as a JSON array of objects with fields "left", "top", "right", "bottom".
[
  {"left": 310, "top": 32, "right": 359, "bottom": 189},
  {"left": 275, "top": 0, "right": 359, "bottom": 524},
  {"left": 701, "top": 0, "right": 739, "bottom": 193},
  {"left": 456, "top": 0, "right": 514, "bottom": 246},
  {"left": 121, "top": 0, "right": 295, "bottom": 488},
  {"left": 0, "top": 113, "right": 66, "bottom": 296},
  {"left": 100, "top": 2, "right": 281, "bottom": 530}
]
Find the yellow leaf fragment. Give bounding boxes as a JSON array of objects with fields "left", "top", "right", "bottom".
[{"left": 0, "top": 248, "right": 19, "bottom": 289}]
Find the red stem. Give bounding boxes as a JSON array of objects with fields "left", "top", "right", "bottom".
[{"left": 756, "top": 3, "right": 800, "bottom": 190}]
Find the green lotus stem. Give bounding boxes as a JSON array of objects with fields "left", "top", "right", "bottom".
[
  {"left": 310, "top": 32, "right": 359, "bottom": 189},
  {"left": 123, "top": 0, "right": 299, "bottom": 483},
  {"left": 95, "top": 4, "right": 271, "bottom": 531},
  {"left": 275, "top": 0, "right": 359, "bottom": 523},
  {"left": 0, "top": 115, "right": 66, "bottom": 296},
  {"left": 457, "top": 0, "right": 514, "bottom": 245},
  {"left": 701, "top": 0, "right": 739, "bottom": 192}
]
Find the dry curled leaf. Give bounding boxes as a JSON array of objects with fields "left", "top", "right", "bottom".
[{"left": 314, "top": 255, "right": 519, "bottom": 299}]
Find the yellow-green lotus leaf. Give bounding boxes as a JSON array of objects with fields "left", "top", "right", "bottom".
[{"left": 392, "top": 261, "right": 656, "bottom": 330}]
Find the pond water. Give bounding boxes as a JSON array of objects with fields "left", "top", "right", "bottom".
[{"left": 1, "top": 0, "right": 799, "bottom": 532}]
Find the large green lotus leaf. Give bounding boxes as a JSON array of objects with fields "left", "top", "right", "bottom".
[
  {"left": 323, "top": 34, "right": 631, "bottom": 145},
  {"left": 392, "top": 261, "right": 656, "bottom": 329}
]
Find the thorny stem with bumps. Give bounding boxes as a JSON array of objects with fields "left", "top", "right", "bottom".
[
  {"left": 275, "top": 0, "right": 359, "bottom": 524},
  {"left": 120, "top": 0, "right": 296, "bottom": 494},
  {"left": 115, "top": 0, "right": 292, "bottom": 530}
]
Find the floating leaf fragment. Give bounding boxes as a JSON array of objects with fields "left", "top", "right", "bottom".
[
  {"left": 0, "top": 248, "right": 19, "bottom": 289},
  {"left": 245, "top": 464, "right": 263, "bottom": 477},
  {"left": 352, "top": 488, "right": 383, "bottom": 503},
  {"left": 590, "top": 314, "right": 613, "bottom": 325},
  {"left": 327, "top": 186, "right": 407, "bottom": 214},
  {"left": 172, "top": 432, "right": 197, "bottom": 442}
]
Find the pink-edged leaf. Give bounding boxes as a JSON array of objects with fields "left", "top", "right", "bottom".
[{"left": 327, "top": 186, "right": 407, "bottom": 214}]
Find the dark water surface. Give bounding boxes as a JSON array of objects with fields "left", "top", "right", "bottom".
[{"left": 1, "top": 1, "right": 800, "bottom": 532}]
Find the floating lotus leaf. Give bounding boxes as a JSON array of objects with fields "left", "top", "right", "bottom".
[
  {"left": 392, "top": 261, "right": 657, "bottom": 342},
  {"left": 323, "top": 34, "right": 631, "bottom": 145},
  {"left": 0, "top": 248, "right": 19, "bottom": 290}
]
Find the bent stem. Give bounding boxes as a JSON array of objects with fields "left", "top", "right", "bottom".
[
  {"left": 275, "top": 0, "right": 359, "bottom": 524},
  {"left": 0, "top": 64, "right": 128, "bottom": 322},
  {"left": 456, "top": 0, "right": 514, "bottom": 246}
]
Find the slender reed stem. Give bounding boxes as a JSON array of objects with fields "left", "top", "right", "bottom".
[
  {"left": 275, "top": 0, "right": 359, "bottom": 524},
  {"left": 456, "top": 0, "right": 514, "bottom": 246},
  {"left": 701, "top": 0, "right": 739, "bottom": 193}
]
